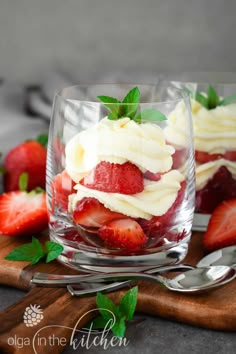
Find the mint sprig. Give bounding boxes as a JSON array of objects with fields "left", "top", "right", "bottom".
[
  {"left": 98, "top": 87, "right": 166, "bottom": 123},
  {"left": 186, "top": 85, "right": 236, "bottom": 109},
  {"left": 85, "top": 286, "right": 138, "bottom": 338},
  {"left": 5, "top": 237, "right": 63, "bottom": 265}
]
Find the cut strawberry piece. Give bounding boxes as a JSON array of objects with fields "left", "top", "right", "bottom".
[
  {"left": 0, "top": 191, "right": 48, "bottom": 237},
  {"left": 51, "top": 171, "right": 76, "bottom": 211},
  {"left": 195, "top": 150, "right": 236, "bottom": 163},
  {"left": 3, "top": 141, "right": 47, "bottom": 192},
  {"left": 203, "top": 199, "right": 236, "bottom": 251},
  {"left": 81, "top": 161, "right": 144, "bottom": 195},
  {"left": 98, "top": 218, "right": 147, "bottom": 250},
  {"left": 73, "top": 197, "right": 125, "bottom": 228},
  {"left": 143, "top": 171, "right": 162, "bottom": 181},
  {"left": 138, "top": 180, "right": 186, "bottom": 235}
]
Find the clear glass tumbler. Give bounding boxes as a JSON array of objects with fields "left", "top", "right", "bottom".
[
  {"left": 46, "top": 84, "right": 195, "bottom": 272},
  {"left": 164, "top": 73, "right": 236, "bottom": 229}
]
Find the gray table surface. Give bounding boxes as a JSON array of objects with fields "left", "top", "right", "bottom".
[{"left": 1, "top": 285, "right": 236, "bottom": 354}]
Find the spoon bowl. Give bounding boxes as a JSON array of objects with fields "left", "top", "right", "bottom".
[{"left": 197, "top": 246, "right": 236, "bottom": 269}]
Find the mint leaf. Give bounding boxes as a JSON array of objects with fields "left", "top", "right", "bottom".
[
  {"left": 5, "top": 236, "right": 45, "bottom": 265},
  {"left": 135, "top": 109, "right": 167, "bottom": 123},
  {"left": 207, "top": 85, "right": 220, "bottom": 109},
  {"left": 96, "top": 292, "right": 121, "bottom": 322},
  {"left": 220, "top": 94, "right": 236, "bottom": 106},
  {"left": 122, "top": 86, "right": 140, "bottom": 118},
  {"left": 185, "top": 87, "right": 208, "bottom": 109},
  {"left": 84, "top": 316, "right": 110, "bottom": 330},
  {"left": 112, "top": 317, "right": 126, "bottom": 338},
  {"left": 97, "top": 96, "right": 121, "bottom": 117},
  {"left": 119, "top": 286, "right": 138, "bottom": 321},
  {"left": 19, "top": 172, "right": 28, "bottom": 191},
  {"left": 5, "top": 238, "right": 63, "bottom": 265},
  {"left": 45, "top": 241, "right": 64, "bottom": 263},
  {"left": 36, "top": 134, "right": 48, "bottom": 147}
]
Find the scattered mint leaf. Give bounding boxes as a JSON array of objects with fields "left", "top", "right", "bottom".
[
  {"left": 19, "top": 172, "right": 29, "bottom": 191},
  {"left": 135, "top": 109, "right": 167, "bottom": 123},
  {"left": 36, "top": 134, "right": 48, "bottom": 147},
  {"left": 5, "top": 237, "right": 63, "bottom": 265},
  {"left": 220, "top": 94, "right": 236, "bottom": 106},
  {"left": 119, "top": 286, "right": 138, "bottom": 321},
  {"left": 112, "top": 316, "right": 126, "bottom": 338},
  {"left": 207, "top": 85, "right": 220, "bottom": 109},
  {"left": 86, "top": 286, "right": 139, "bottom": 338},
  {"left": 45, "top": 241, "right": 64, "bottom": 263},
  {"left": 5, "top": 236, "right": 45, "bottom": 265},
  {"left": 194, "top": 91, "right": 209, "bottom": 109},
  {"left": 96, "top": 292, "right": 121, "bottom": 321}
]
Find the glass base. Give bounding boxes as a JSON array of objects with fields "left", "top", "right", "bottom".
[{"left": 49, "top": 226, "right": 191, "bottom": 273}]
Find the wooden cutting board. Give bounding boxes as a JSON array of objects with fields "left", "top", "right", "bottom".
[{"left": 0, "top": 231, "right": 236, "bottom": 354}]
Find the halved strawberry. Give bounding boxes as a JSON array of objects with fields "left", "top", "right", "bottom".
[
  {"left": 81, "top": 161, "right": 144, "bottom": 195},
  {"left": 51, "top": 170, "right": 75, "bottom": 211},
  {"left": 0, "top": 191, "right": 48, "bottom": 237},
  {"left": 98, "top": 218, "right": 147, "bottom": 250},
  {"left": 3, "top": 141, "right": 47, "bottom": 192},
  {"left": 203, "top": 199, "right": 236, "bottom": 251},
  {"left": 73, "top": 197, "right": 125, "bottom": 228},
  {"left": 195, "top": 150, "right": 236, "bottom": 163}
]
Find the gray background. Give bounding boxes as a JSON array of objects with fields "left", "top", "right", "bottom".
[
  {"left": 0, "top": 0, "right": 236, "bottom": 83},
  {"left": 1, "top": 1, "right": 236, "bottom": 353}
]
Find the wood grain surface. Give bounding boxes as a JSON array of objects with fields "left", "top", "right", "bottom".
[{"left": 0, "top": 231, "right": 235, "bottom": 354}]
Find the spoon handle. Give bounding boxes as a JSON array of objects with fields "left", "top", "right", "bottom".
[{"left": 31, "top": 264, "right": 194, "bottom": 287}]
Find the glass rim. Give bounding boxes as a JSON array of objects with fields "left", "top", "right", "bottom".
[
  {"left": 162, "top": 71, "right": 236, "bottom": 86},
  {"left": 54, "top": 83, "right": 190, "bottom": 105}
]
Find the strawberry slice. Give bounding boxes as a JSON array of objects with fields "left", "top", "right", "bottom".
[
  {"left": 3, "top": 141, "right": 47, "bottom": 192},
  {"left": 98, "top": 218, "right": 147, "bottom": 250},
  {"left": 51, "top": 170, "right": 76, "bottom": 211},
  {"left": 143, "top": 171, "right": 162, "bottom": 181},
  {"left": 195, "top": 150, "right": 236, "bottom": 163},
  {"left": 73, "top": 197, "right": 125, "bottom": 228},
  {"left": 0, "top": 191, "right": 48, "bottom": 237},
  {"left": 203, "top": 199, "right": 236, "bottom": 251},
  {"left": 138, "top": 180, "right": 186, "bottom": 235},
  {"left": 81, "top": 161, "right": 144, "bottom": 195}
]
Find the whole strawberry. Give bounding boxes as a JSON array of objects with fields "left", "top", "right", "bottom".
[{"left": 3, "top": 138, "right": 47, "bottom": 192}]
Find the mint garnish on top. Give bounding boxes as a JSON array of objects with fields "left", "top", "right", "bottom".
[
  {"left": 186, "top": 85, "right": 236, "bottom": 110},
  {"left": 97, "top": 86, "right": 167, "bottom": 123}
]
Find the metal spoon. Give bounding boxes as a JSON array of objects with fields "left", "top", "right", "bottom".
[
  {"left": 197, "top": 246, "right": 236, "bottom": 269},
  {"left": 68, "top": 266, "right": 236, "bottom": 296},
  {"left": 31, "top": 264, "right": 194, "bottom": 287}
]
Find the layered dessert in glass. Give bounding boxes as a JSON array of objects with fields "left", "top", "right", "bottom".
[{"left": 47, "top": 84, "right": 195, "bottom": 271}]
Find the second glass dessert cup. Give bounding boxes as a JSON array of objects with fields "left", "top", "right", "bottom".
[{"left": 46, "top": 84, "right": 195, "bottom": 272}]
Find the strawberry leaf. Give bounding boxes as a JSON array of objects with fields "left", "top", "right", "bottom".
[
  {"left": 0, "top": 166, "right": 6, "bottom": 175},
  {"left": 207, "top": 85, "right": 220, "bottom": 109},
  {"left": 36, "top": 134, "right": 48, "bottom": 147},
  {"left": 45, "top": 241, "right": 64, "bottom": 263},
  {"left": 220, "top": 94, "right": 236, "bottom": 106},
  {"left": 19, "top": 172, "right": 29, "bottom": 191},
  {"left": 5, "top": 236, "right": 45, "bottom": 265},
  {"left": 119, "top": 286, "right": 138, "bottom": 321},
  {"left": 135, "top": 109, "right": 167, "bottom": 123}
]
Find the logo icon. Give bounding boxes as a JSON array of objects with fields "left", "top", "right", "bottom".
[{"left": 23, "top": 304, "right": 44, "bottom": 327}]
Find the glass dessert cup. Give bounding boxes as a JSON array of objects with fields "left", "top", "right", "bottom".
[
  {"left": 163, "top": 73, "right": 236, "bottom": 218},
  {"left": 46, "top": 84, "right": 195, "bottom": 272}
]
